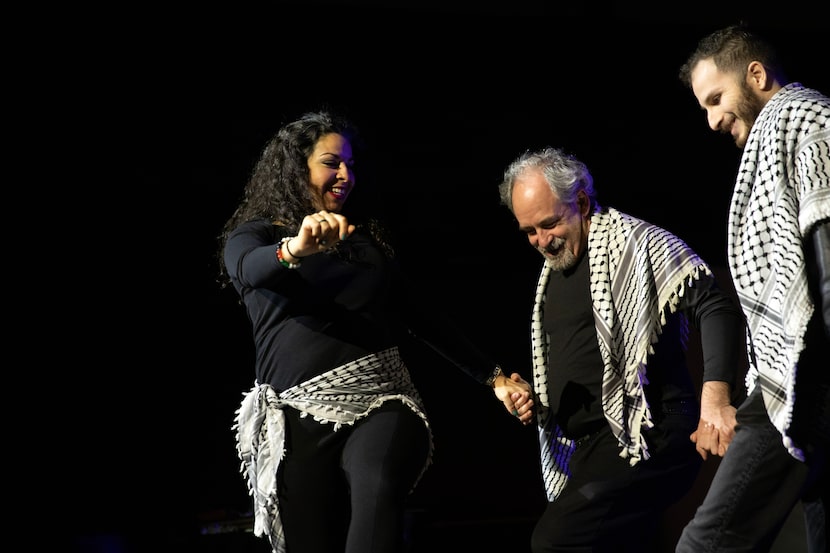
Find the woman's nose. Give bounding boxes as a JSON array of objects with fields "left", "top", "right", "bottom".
[{"left": 337, "top": 162, "right": 353, "bottom": 181}]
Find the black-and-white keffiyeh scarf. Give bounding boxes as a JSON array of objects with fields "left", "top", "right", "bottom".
[
  {"left": 233, "top": 346, "right": 433, "bottom": 553},
  {"left": 728, "top": 83, "right": 830, "bottom": 462},
  {"left": 531, "top": 207, "right": 712, "bottom": 501}
]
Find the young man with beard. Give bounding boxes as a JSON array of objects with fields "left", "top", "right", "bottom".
[{"left": 676, "top": 24, "right": 830, "bottom": 552}]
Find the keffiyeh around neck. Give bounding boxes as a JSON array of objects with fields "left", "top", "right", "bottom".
[
  {"left": 727, "top": 83, "right": 830, "bottom": 461},
  {"left": 532, "top": 207, "right": 711, "bottom": 501}
]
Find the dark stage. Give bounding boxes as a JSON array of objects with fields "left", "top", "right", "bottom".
[{"left": 60, "top": 3, "right": 827, "bottom": 552}]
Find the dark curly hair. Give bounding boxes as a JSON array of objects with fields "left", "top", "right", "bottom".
[{"left": 216, "top": 111, "right": 393, "bottom": 288}]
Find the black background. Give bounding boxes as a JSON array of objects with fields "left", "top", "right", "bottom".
[{"left": 58, "top": 2, "right": 828, "bottom": 551}]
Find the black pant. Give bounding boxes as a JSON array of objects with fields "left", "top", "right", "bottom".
[
  {"left": 677, "top": 385, "right": 829, "bottom": 552},
  {"left": 531, "top": 413, "right": 701, "bottom": 553},
  {"left": 278, "top": 401, "right": 431, "bottom": 553}
]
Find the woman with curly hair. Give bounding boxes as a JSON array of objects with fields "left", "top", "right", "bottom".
[{"left": 217, "top": 110, "right": 532, "bottom": 553}]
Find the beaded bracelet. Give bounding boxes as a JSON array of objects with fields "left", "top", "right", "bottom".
[
  {"left": 284, "top": 237, "right": 304, "bottom": 260},
  {"left": 485, "top": 365, "right": 503, "bottom": 388},
  {"left": 277, "top": 237, "right": 301, "bottom": 269}
]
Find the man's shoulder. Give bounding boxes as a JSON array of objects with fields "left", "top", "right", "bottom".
[{"left": 774, "top": 83, "right": 830, "bottom": 111}]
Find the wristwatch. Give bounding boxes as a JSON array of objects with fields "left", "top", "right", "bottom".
[{"left": 485, "top": 365, "right": 503, "bottom": 388}]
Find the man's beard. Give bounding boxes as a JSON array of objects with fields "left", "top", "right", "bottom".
[
  {"left": 733, "top": 80, "right": 766, "bottom": 148},
  {"left": 540, "top": 237, "right": 578, "bottom": 271}
]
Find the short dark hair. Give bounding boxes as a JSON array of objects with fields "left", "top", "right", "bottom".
[{"left": 678, "top": 24, "right": 785, "bottom": 89}]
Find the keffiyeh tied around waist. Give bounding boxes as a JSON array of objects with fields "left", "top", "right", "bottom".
[{"left": 233, "top": 346, "right": 432, "bottom": 553}]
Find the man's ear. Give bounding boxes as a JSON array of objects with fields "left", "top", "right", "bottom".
[
  {"left": 577, "top": 190, "right": 591, "bottom": 216},
  {"left": 747, "top": 60, "right": 774, "bottom": 91}
]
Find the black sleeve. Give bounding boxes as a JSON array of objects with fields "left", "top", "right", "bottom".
[
  {"left": 682, "top": 274, "right": 747, "bottom": 387},
  {"left": 806, "top": 218, "right": 830, "bottom": 336},
  {"left": 397, "top": 274, "right": 498, "bottom": 385}
]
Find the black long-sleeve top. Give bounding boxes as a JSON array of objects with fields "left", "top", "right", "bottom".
[
  {"left": 224, "top": 219, "right": 497, "bottom": 392},
  {"left": 545, "top": 249, "right": 745, "bottom": 439}
]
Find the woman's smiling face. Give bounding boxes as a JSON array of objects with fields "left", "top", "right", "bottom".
[{"left": 307, "top": 132, "right": 355, "bottom": 212}]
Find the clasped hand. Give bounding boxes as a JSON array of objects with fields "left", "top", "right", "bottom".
[
  {"left": 691, "top": 403, "right": 737, "bottom": 459},
  {"left": 493, "top": 372, "right": 535, "bottom": 425},
  {"left": 690, "top": 381, "right": 737, "bottom": 459}
]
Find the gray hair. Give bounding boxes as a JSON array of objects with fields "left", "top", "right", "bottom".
[{"left": 498, "top": 147, "right": 597, "bottom": 213}]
